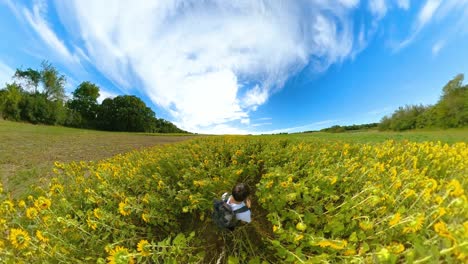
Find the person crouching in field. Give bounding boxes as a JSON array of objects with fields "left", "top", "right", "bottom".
[
  {"left": 213, "top": 183, "right": 252, "bottom": 230},
  {"left": 223, "top": 183, "right": 251, "bottom": 223}
]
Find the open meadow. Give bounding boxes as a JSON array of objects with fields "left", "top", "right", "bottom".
[
  {"left": 1, "top": 121, "right": 467, "bottom": 263},
  {"left": 0, "top": 120, "right": 194, "bottom": 197}
]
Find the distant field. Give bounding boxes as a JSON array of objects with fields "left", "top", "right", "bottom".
[
  {"left": 0, "top": 120, "right": 194, "bottom": 197},
  {"left": 278, "top": 128, "right": 468, "bottom": 144}
]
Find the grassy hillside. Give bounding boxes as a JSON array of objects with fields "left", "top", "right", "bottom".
[{"left": 0, "top": 120, "right": 194, "bottom": 197}]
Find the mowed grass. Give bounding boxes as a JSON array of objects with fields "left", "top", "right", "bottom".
[
  {"left": 277, "top": 128, "right": 468, "bottom": 144},
  {"left": 0, "top": 120, "right": 195, "bottom": 198}
]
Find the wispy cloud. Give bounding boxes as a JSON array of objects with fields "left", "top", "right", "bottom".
[
  {"left": 0, "top": 60, "right": 14, "bottom": 87},
  {"left": 251, "top": 122, "right": 272, "bottom": 127},
  {"left": 396, "top": 0, "right": 411, "bottom": 10},
  {"left": 369, "top": 0, "right": 388, "bottom": 18},
  {"left": 258, "top": 120, "right": 337, "bottom": 134},
  {"left": 23, "top": 1, "right": 81, "bottom": 66},
  {"left": 395, "top": 0, "right": 443, "bottom": 50},
  {"left": 431, "top": 39, "right": 445, "bottom": 56},
  {"left": 47, "top": 1, "right": 361, "bottom": 134}
]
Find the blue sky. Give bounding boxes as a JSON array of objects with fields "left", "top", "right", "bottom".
[{"left": 1, "top": 0, "right": 468, "bottom": 134}]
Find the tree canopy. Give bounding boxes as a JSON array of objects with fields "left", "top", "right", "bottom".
[{"left": 0, "top": 61, "right": 187, "bottom": 133}]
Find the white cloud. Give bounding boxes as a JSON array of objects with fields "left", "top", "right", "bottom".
[
  {"left": 23, "top": 1, "right": 81, "bottom": 66},
  {"left": 97, "top": 89, "right": 118, "bottom": 104},
  {"left": 369, "top": 0, "right": 388, "bottom": 18},
  {"left": 0, "top": 60, "right": 14, "bottom": 87},
  {"left": 339, "top": 0, "right": 360, "bottom": 8},
  {"left": 395, "top": 0, "right": 442, "bottom": 50},
  {"left": 396, "top": 0, "right": 410, "bottom": 10},
  {"left": 251, "top": 122, "right": 272, "bottom": 127},
  {"left": 48, "top": 1, "right": 359, "bottom": 133},
  {"left": 258, "top": 120, "right": 337, "bottom": 134},
  {"left": 418, "top": 0, "right": 442, "bottom": 27},
  {"left": 432, "top": 39, "right": 445, "bottom": 56}
]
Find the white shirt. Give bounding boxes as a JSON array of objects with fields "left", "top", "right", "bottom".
[{"left": 226, "top": 195, "right": 251, "bottom": 223}]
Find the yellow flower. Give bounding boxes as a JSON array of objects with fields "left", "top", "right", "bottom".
[
  {"left": 1, "top": 200, "right": 15, "bottom": 213},
  {"left": 388, "top": 242, "right": 405, "bottom": 254},
  {"left": 93, "top": 208, "right": 103, "bottom": 219},
  {"left": 49, "top": 184, "right": 64, "bottom": 195},
  {"left": 34, "top": 196, "right": 51, "bottom": 211},
  {"left": 403, "top": 214, "right": 425, "bottom": 233},
  {"left": 435, "top": 195, "right": 444, "bottom": 204},
  {"left": 107, "top": 245, "right": 134, "bottom": 264},
  {"left": 404, "top": 189, "right": 416, "bottom": 199},
  {"left": 317, "top": 240, "right": 333, "bottom": 248},
  {"left": 317, "top": 240, "right": 347, "bottom": 250},
  {"left": 434, "top": 221, "right": 453, "bottom": 240},
  {"left": 119, "top": 201, "right": 131, "bottom": 216},
  {"left": 344, "top": 249, "right": 356, "bottom": 256},
  {"left": 464, "top": 221, "right": 468, "bottom": 238},
  {"left": 389, "top": 213, "right": 401, "bottom": 227},
  {"left": 87, "top": 218, "right": 97, "bottom": 230},
  {"left": 272, "top": 225, "right": 278, "bottom": 233},
  {"left": 137, "top": 239, "right": 151, "bottom": 257},
  {"left": 266, "top": 180, "right": 274, "bottom": 188},
  {"left": 142, "top": 194, "right": 150, "bottom": 204},
  {"left": 447, "top": 179, "right": 464, "bottom": 197},
  {"left": 359, "top": 221, "right": 373, "bottom": 231},
  {"left": 36, "top": 230, "right": 49, "bottom": 243},
  {"left": 141, "top": 213, "right": 150, "bottom": 223},
  {"left": 435, "top": 207, "right": 447, "bottom": 218},
  {"left": 294, "top": 234, "right": 304, "bottom": 242},
  {"left": 18, "top": 200, "right": 26, "bottom": 208},
  {"left": 9, "top": 228, "right": 30, "bottom": 249},
  {"left": 26, "top": 207, "right": 39, "bottom": 219}
]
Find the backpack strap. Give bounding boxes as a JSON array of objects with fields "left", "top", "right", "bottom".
[{"left": 233, "top": 206, "right": 249, "bottom": 214}]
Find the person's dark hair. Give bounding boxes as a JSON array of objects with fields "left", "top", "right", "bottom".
[{"left": 232, "top": 183, "right": 250, "bottom": 202}]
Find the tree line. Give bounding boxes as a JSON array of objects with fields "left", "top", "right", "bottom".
[
  {"left": 317, "top": 74, "right": 467, "bottom": 133},
  {"left": 319, "top": 123, "right": 379, "bottom": 133},
  {"left": 0, "top": 61, "right": 187, "bottom": 133},
  {"left": 379, "top": 74, "right": 467, "bottom": 131}
]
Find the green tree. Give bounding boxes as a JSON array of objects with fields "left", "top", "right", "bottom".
[
  {"left": 19, "top": 93, "right": 55, "bottom": 124},
  {"left": 0, "top": 83, "right": 23, "bottom": 121},
  {"left": 97, "top": 95, "right": 156, "bottom": 132},
  {"left": 40, "top": 61, "right": 66, "bottom": 102},
  {"left": 14, "top": 68, "right": 41, "bottom": 93},
  {"left": 67, "top": 81, "right": 100, "bottom": 127},
  {"left": 434, "top": 74, "right": 468, "bottom": 127}
]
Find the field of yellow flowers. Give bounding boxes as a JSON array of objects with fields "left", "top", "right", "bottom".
[{"left": 1, "top": 136, "right": 467, "bottom": 263}]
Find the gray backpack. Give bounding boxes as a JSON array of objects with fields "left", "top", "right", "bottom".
[{"left": 212, "top": 196, "right": 249, "bottom": 230}]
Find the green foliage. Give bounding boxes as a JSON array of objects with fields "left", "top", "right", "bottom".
[
  {"left": 0, "top": 83, "right": 23, "bottom": 121},
  {"left": 1, "top": 61, "right": 187, "bottom": 133},
  {"left": 320, "top": 123, "right": 379, "bottom": 133},
  {"left": 14, "top": 68, "right": 41, "bottom": 93},
  {"left": 40, "top": 61, "right": 66, "bottom": 102},
  {"left": 67, "top": 81, "right": 100, "bottom": 128},
  {"left": 97, "top": 95, "right": 155, "bottom": 132},
  {"left": 380, "top": 74, "right": 468, "bottom": 131},
  {"left": 1, "top": 137, "right": 466, "bottom": 262}
]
